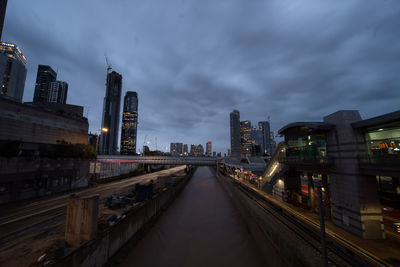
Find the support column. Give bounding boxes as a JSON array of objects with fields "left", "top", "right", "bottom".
[
  {"left": 307, "top": 172, "right": 315, "bottom": 212},
  {"left": 65, "top": 195, "right": 99, "bottom": 247},
  {"left": 324, "top": 111, "right": 384, "bottom": 239}
]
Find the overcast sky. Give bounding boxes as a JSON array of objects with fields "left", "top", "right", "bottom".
[{"left": 3, "top": 0, "right": 400, "bottom": 153}]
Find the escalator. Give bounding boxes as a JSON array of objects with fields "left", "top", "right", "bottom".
[{"left": 260, "top": 142, "right": 287, "bottom": 193}]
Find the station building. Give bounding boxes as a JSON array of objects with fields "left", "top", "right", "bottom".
[{"left": 275, "top": 110, "right": 400, "bottom": 239}]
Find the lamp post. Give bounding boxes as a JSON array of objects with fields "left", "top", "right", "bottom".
[
  {"left": 93, "top": 128, "right": 108, "bottom": 184},
  {"left": 317, "top": 183, "right": 328, "bottom": 267}
]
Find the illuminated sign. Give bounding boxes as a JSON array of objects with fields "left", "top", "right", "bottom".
[
  {"left": 1, "top": 42, "right": 15, "bottom": 47},
  {"left": 379, "top": 142, "right": 396, "bottom": 149}
]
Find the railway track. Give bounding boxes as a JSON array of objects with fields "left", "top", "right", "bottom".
[
  {"left": 229, "top": 175, "right": 392, "bottom": 267},
  {"left": 0, "top": 166, "right": 185, "bottom": 247}
]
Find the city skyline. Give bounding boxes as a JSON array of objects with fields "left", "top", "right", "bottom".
[{"left": 2, "top": 0, "right": 400, "bottom": 153}]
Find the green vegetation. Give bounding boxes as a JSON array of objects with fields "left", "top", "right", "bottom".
[
  {"left": 0, "top": 140, "right": 96, "bottom": 159},
  {"left": 39, "top": 143, "right": 97, "bottom": 159},
  {"left": 0, "top": 140, "right": 21, "bottom": 157}
]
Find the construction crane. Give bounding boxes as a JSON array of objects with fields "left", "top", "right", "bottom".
[{"left": 104, "top": 53, "right": 112, "bottom": 73}]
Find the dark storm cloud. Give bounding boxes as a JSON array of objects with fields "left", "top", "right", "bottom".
[{"left": 3, "top": 0, "right": 400, "bottom": 152}]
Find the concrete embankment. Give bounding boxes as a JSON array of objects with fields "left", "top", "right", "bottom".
[
  {"left": 215, "top": 170, "right": 333, "bottom": 267},
  {"left": 54, "top": 167, "right": 196, "bottom": 267}
]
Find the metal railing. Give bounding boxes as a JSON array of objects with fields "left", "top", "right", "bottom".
[
  {"left": 358, "top": 154, "right": 400, "bottom": 167},
  {"left": 278, "top": 155, "right": 332, "bottom": 166}
]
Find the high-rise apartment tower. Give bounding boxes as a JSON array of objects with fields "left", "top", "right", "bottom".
[
  {"left": 0, "top": 42, "right": 26, "bottom": 102},
  {"left": 230, "top": 110, "right": 241, "bottom": 161},
  {"left": 120, "top": 91, "right": 138, "bottom": 155},
  {"left": 48, "top": 81, "right": 68, "bottom": 104},
  {"left": 33, "top": 65, "right": 57, "bottom": 103},
  {"left": 99, "top": 71, "right": 122, "bottom": 155},
  {"left": 206, "top": 141, "right": 212, "bottom": 157}
]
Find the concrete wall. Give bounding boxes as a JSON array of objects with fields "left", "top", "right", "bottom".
[
  {"left": 55, "top": 168, "right": 195, "bottom": 267},
  {"left": 216, "top": 171, "right": 325, "bottom": 267},
  {"left": 216, "top": 171, "right": 373, "bottom": 267},
  {"left": 324, "top": 110, "right": 384, "bottom": 239},
  {"left": 0, "top": 97, "right": 88, "bottom": 144},
  {"left": 0, "top": 157, "right": 89, "bottom": 204}
]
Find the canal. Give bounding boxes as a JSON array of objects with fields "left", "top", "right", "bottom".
[{"left": 115, "top": 166, "right": 278, "bottom": 267}]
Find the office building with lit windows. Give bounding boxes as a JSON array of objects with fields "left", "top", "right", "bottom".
[
  {"left": 0, "top": 42, "right": 27, "bottom": 102},
  {"left": 240, "top": 120, "right": 252, "bottom": 158},
  {"left": 99, "top": 70, "right": 122, "bottom": 155},
  {"left": 170, "top": 142, "right": 183, "bottom": 156},
  {"left": 206, "top": 141, "right": 212, "bottom": 157},
  {"left": 120, "top": 91, "right": 138, "bottom": 155}
]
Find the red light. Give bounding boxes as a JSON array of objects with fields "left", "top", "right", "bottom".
[{"left": 20, "top": 52, "right": 23, "bottom": 56}]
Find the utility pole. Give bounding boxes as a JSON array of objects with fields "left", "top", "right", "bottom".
[{"left": 317, "top": 184, "right": 329, "bottom": 267}]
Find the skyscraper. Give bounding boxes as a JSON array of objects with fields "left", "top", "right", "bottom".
[
  {"left": 259, "top": 121, "right": 272, "bottom": 155},
  {"left": 0, "top": 0, "right": 7, "bottom": 40},
  {"left": 206, "top": 141, "right": 212, "bottom": 157},
  {"left": 240, "top": 120, "right": 252, "bottom": 157},
  {"left": 170, "top": 142, "right": 183, "bottom": 156},
  {"left": 33, "top": 65, "right": 57, "bottom": 103},
  {"left": 48, "top": 81, "right": 68, "bottom": 104},
  {"left": 183, "top": 144, "right": 188, "bottom": 156},
  {"left": 230, "top": 110, "right": 241, "bottom": 160},
  {"left": 99, "top": 70, "right": 122, "bottom": 155},
  {"left": 250, "top": 127, "right": 263, "bottom": 156},
  {"left": 190, "top": 144, "right": 204, "bottom": 156},
  {"left": 120, "top": 91, "right": 138, "bottom": 155},
  {"left": 0, "top": 42, "right": 27, "bottom": 102}
]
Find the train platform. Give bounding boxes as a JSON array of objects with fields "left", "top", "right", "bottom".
[{"left": 238, "top": 178, "right": 400, "bottom": 266}]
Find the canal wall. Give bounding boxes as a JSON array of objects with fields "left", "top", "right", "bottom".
[
  {"left": 215, "top": 169, "right": 330, "bottom": 267},
  {"left": 54, "top": 167, "right": 196, "bottom": 267}
]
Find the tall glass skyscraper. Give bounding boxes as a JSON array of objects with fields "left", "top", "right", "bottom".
[
  {"left": 240, "top": 120, "right": 252, "bottom": 158},
  {"left": 99, "top": 71, "right": 122, "bottom": 155},
  {"left": 259, "top": 121, "right": 272, "bottom": 156},
  {"left": 206, "top": 141, "right": 212, "bottom": 157},
  {"left": 33, "top": 64, "right": 57, "bottom": 103},
  {"left": 0, "top": 42, "right": 27, "bottom": 102},
  {"left": 230, "top": 110, "right": 241, "bottom": 160},
  {"left": 120, "top": 91, "right": 138, "bottom": 155}
]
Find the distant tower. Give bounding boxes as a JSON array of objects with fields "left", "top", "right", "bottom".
[
  {"left": 120, "top": 91, "right": 138, "bottom": 155},
  {"left": 33, "top": 65, "right": 57, "bottom": 103},
  {"left": 99, "top": 70, "right": 122, "bottom": 155},
  {"left": 258, "top": 121, "right": 272, "bottom": 155},
  {"left": 48, "top": 81, "right": 68, "bottom": 104},
  {"left": 230, "top": 110, "right": 241, "bottom": 161},
  {"left": 0, "top": 41, "right": 27, "bottom": 102},
  {"left": 0, "top": 0, "right": 8, "bottom": 40},
  {"left": 206, "top": 141, "right": 212, "bottom": 157},
  {"left": 240, "top": 120, "right": 252, "bottom": 158}
]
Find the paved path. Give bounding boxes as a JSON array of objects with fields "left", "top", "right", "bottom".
[{"left": 117, "top": 167, "right": 268, "bottom": 267}]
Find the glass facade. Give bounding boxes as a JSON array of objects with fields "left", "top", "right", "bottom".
[
  {"left": 284, "top": 133, "right": 328, "bottom": 164},
  {"left": 365, "top": 126, "right": 400, "bottom": 163},
  {"left": 120, "top": 91, "right": 137, "bottom": 155}
]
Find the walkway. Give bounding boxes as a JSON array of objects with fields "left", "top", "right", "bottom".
[{"left": 117, "top": 167, "right": 270, "bottom": 267}]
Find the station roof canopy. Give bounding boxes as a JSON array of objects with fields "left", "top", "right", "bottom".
[
  {"left": 278, "top": 122, "right": 335, "bottom": 135},
  {"left": 352, "top": 110, "right": 400, "bottom": 130}
]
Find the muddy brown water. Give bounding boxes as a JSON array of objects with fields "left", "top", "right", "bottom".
[{"left": 117, "top": 167, "right": 277, "bottom": 267}]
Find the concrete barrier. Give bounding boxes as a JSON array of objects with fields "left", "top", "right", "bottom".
[
  {"left": 216, "top": 170, "right": 330, "bottom": 267},
  {"left": 54, "top": 167, "right": 195, "bottom": 267}
]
